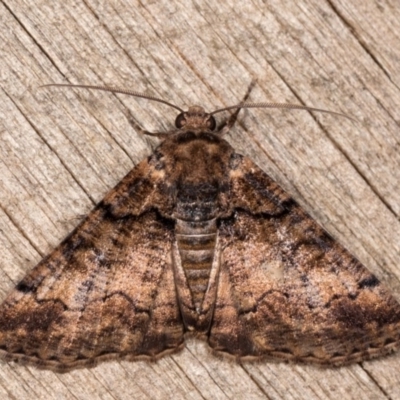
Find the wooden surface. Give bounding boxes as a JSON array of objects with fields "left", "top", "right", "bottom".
[{"left": 1, "top": 1, "right": 400, "bottom": 399}]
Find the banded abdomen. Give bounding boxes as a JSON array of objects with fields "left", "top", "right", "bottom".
[{"left": 175, "top": 219, "right": 217, "bottom": 312}]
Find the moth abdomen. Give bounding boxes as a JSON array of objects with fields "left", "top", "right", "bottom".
[{"left": 176, "top": 219, "right": 217, "bottom": 311}]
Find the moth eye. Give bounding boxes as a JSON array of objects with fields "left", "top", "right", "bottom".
[
  {"left": 175, "top": 113, "right": 186, "bottom": 128},
  {"left": 207, "top": 116, "right": 216, "bottom": 131}
]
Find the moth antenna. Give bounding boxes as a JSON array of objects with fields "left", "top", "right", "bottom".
[
  {"left": 40, "top": 83, "right": 184, "bottom": 113},
  {"left": 211, "top": 101, "right": 356, "bottom": 122}
]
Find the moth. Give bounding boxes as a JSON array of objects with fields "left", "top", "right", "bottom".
[{"left": 1, "top": 82, "right": 400, "bottom": 372}]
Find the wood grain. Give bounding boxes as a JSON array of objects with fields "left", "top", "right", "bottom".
[{"left": 0, "top": 1, "right": 399, "bottom": 399}]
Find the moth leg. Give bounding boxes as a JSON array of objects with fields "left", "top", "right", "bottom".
[
  {"left": 124, "top": 108, "right": 169, "bottom": 137},
  {"left": 217, "top": 80, "right": 256, "bottom": 135}
]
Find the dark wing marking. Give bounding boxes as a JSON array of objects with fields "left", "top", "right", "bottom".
[
  {"left": 0, "top": 159, "right": 184, "bottom": 372},
  {"left": 209, "top": 155, "right": 400, "bottom": 365}
]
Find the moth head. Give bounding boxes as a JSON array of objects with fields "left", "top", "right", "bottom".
[{"left": 175, "top": 106, "right": 217, "bottom": 131}]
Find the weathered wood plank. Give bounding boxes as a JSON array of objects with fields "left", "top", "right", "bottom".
[{"left": 0, "top": 1, "right": 399, "bottom": 399}]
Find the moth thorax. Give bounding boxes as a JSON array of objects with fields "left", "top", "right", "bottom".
[{"left": 175, "top": 219, "right": 217, "bottom": 311}]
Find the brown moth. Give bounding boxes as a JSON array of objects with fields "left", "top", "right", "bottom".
[{"left": 1, "top": 83, "right": 399, "bottom": 372}]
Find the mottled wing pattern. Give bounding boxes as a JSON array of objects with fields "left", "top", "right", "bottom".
[
  {"left": 209, "top": 155, "right": 400, "bottom": 365},
  {"left": 0, "top": 160, "right": 184, "bottom": 372}
]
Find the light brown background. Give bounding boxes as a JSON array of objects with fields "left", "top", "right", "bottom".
[{"left": 1, "top": 1, "right": 400, "bottom": 399}]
